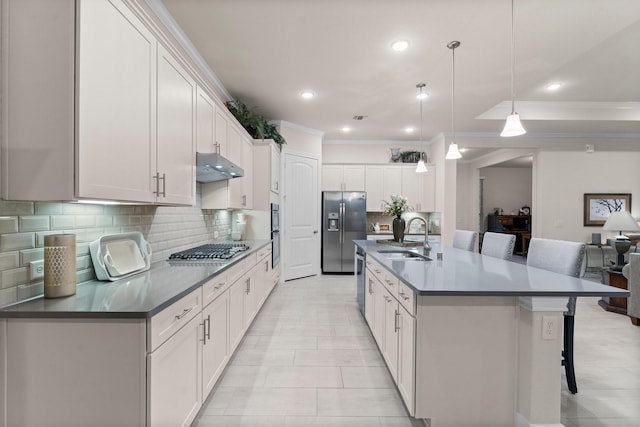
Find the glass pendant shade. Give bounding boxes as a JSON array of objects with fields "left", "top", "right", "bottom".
[
  {"left": 500, "top": 112, "right": 526, "bottom": 137},
  {"left": 415, "top": 159, "right": 427, "bottom": 173},
  {"left": 445, "top": 142, "right": 462, "bottom": 160}
]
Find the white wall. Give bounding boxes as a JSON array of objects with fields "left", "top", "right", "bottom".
[
  {"left": 278, "top": 121, "right": 323, "bottom": 159},
  {"left": 480, "top": 167, "right": 532, "bottom": 217},
  {"left": 535, "top": 150, "right": 640, "bottom": 243}
]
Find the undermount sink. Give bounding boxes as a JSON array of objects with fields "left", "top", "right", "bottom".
[{"left": 378, "top": 250, "right": 431, "bottom": 261}]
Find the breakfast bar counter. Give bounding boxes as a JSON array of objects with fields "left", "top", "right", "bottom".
[{"left": 354, "top": 240, "right": 628, "bottom": 427}]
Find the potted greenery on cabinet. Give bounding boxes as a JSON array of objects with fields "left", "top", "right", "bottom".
[{"left": 225, "top": 99, "right": 286, "bottom": 149}]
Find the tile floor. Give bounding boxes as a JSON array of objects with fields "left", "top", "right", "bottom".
[{"left": 192, "top": 273, "right": 640, "bottom": 427}]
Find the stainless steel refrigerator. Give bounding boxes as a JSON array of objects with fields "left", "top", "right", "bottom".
[{"left": 321, "top": 191, "right": 367, "bottom": 273}]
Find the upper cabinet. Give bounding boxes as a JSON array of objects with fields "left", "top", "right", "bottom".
[
  {"left": 155, "top": 44, "right": 196, "bottom": 205},
  {"left": 75, "top": 0, "right": 156, "bottom": 203},
  {"left": 401, "top": 165, "right": 436, "bottom": 212},
  {"left": 196, "top": 87, "right": 216, "bottom": 154},
  {"left": 322, "top": 164, "right": 365, "bottom": 191},
  {"left": 365, "top": 166, "right": 402, "bottom": 212},
  {"left": 201, "top": 127, "right": 253, "bottom": 210},
  {"left": 2, "top": 0, "right": 202, "bottom": 205},
  {"left": 253, "top": 140, "right": 281, "bottom": 211}
]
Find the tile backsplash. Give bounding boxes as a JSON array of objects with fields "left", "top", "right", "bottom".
[{"left": 0, "top": 188, "right": 232, "bottom": 307}]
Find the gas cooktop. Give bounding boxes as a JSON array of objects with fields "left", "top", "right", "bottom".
[{"left": 168, "top": 243, "right": 250, "bottom": 261}]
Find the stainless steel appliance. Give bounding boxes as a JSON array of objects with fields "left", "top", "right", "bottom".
[
  {"left": 168, "top": 243, "right": 249, "bottom": 261},
  {"left": 355, "top": 245, "right": 366, "bottom": 315},
  {"left": 271, "top": 203, "right": 280, "bottom": 267},
  {"left": 321, "top": 191, "right": 366, "bottom": 273}
]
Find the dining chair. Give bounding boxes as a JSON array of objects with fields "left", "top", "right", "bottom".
[
  {"left": 526, "top": 237, "right": 586, "bottom": 394},
  {"left": 453, "top": 230, "right": 476, "bottom": 252},
  {"left": 481, "top": 232, "right": 516, "bottom": 260},
  {"left": 622, "top": 253, "right": 640, "bottom": 326}
]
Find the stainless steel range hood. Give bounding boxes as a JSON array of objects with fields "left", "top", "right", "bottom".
[{"left": 196, "top": 152, "right": 244, "bottom": 183}]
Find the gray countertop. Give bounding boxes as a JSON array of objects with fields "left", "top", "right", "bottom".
[
  {"left": 355, "top": 240, "right": 630, "bottom": 297},
  {"left": 0, "top": 240, "right": 272, "bottom": 319}
]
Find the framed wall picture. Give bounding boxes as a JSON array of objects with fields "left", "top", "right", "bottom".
[{"left": 583, "top": 193, "right": 632, "bottom": 226}]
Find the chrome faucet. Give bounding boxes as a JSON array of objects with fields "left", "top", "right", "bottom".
[{"left": 406, "top": 217, "right": 430, "bottom": 254}]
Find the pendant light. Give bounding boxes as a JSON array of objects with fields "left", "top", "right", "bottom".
[
  {"left": 415, "top": 83, "right": 428, "bottom": 173},
  {"left": 445, "top": 41, "right": 462, "bottom": 160},
  {"left": 500, "top": 0, "right": 526, "bottom": 137}
]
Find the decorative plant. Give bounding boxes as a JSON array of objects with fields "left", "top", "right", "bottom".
[
  {"left": 383, "top": 195, "right": 412, "bottom": 217},
  {"left": 399, "top": 150, "right": 423, "bottom": 163},
  {"left": 225, "top": 98, "right": 286, "bottom": 149}
]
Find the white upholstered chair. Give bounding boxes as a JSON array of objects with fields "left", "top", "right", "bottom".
[
  {"left": 453, "top": 230, "right": 476, "bottom": 252},
  {"left": 481, "top": 232, "right": 516, "bottom": 260},
  {"left": 526, "top": 237, "right": 586, "bottom": 394},
  {"left": 622, "top": 253, "right": 640, "bottom": 326}
]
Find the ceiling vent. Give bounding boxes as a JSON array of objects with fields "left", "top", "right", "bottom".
[{"left": 352, "top": 115, "right": 368, "bottom": 121}]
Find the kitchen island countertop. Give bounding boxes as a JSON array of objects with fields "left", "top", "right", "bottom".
[
  {"left": 0, "top": 239, "right": 272, "bottom": 319},
  {"left": 355, "top": 239, "right": 629, "bottom": 298}
]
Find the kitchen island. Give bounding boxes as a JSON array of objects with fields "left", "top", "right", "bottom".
[
  {"left": 0, "top": 240, "right": 277, "bottom": 427},
  {"left": 355, "top": 240, "right": 628, "bottom": 427}
]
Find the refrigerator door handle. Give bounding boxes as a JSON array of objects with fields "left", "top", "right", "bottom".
[{"left": 339, "top": 202, "right": 345, "bottom": 244}]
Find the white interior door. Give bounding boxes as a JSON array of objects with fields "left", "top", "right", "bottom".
[{"left": 283, "top": 152, "right": 319, "bottom": 281}]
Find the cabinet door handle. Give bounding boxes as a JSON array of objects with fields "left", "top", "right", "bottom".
[
  {"left": 395, "top": 310, "right": 400, "bottom": 332},
  {"left": 265, "top": 260, "right": 269, "bottom": 272},
  {"left": 242, "top": 195, "right": 247, "bottom": 206},
  {"left": 275, "top": 181, "right": 279, "bottom": 191},
  {"left": 205, "top": 314, "right": 211, "bottom": 341},
  {"left": 246, "top": 278, "right": 251, "bottom": 294},
  {"left": 368, "top": 278, "right": 373, "bottom": 294},
  {"left": 175, "top": 307, "right": 193, "bottom": 320},
  {"left": 160, "top": 173, "right": 166, "bottom": 197},
  {"left": 153, "top": 172, "right": 160, "bottom": 196}
]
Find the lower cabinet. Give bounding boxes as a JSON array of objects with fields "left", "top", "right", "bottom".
[
  {"left": 229, "top": 277, "right": 246, "bottom": 353},
  {"left": 396, "top": 303, "right": 416, "bottom": 414},
  {"left": 366, "top": 262, "right": 416, "bottom": 416},
  {"left": 1, "top": 245, "right": 279, "bottom": 427},
  {"left": 202, "top": 290, "right": 229, "bottom": 397},
  {"left": 148, "top": 314, "right": 202, "bottom": 427}
]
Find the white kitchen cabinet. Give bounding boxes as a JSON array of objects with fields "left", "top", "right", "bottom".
[
  {"left": 148, "top": 314, "right": 202, "bottom": 427},
  {"left": 201, "top": 290, "right": 229, "bottom": 397},
  {"left": 403, "top": 164, "right": 436, "bottom": 212},
  {"left": 397, "top": 303, "right": 416, "bottom": 415},
  {"left": 76, "top": 0, "right": 157, "bottom": 203},
  {"left": 322, "top": 164, "right": 365, "bottom": 191},
  {"left": 229, "top": 277, "right": 246, "bottom": 353},
  {"left": 215, "top": 109, "right": 229, "bottom": 157},
  {"left": 196, "top": 86, "right": 216, "bottom": 153},
  {"left": 3, "top": 0, "right": 199, "bottom": 205},
  {"left": 271, "top": 143, "right": 281, "bottom": 194},
  {"left": 253, "top": 140, "right": 281, "bottom": 210},
  {"left": 372, "top": 276, "right": 386, "bottom": 347},
  {"left": 364, "top": 272, "right": 375, "bottom": 327},
  {"left": 202, "top": 128, "right": 253, "bottom": 209},
  {"left": 155, "top": 44, "right": 196, "bottom": 205},
  {"left": 242, "top": 265, "right": 260, "bottom": 327},
  {"left": 365, "top": 166, "right": 402, "bottom": 212},
  {"left": 383, "top": 286, "right": 399, "bottom": 381}
]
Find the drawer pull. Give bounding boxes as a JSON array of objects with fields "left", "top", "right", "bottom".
[{"left": 175, "top": 307, "right": 193, "bottom": 320}]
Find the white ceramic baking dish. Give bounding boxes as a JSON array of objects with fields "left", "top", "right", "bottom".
[{"left": 90, "top": 232, "right": 152, "bottom": 281}]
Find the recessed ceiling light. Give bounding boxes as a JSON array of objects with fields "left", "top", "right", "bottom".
[
  {"left": 391, "top": 40, "right": 409, "bottom": 52},
  {"left": 341, "top": 127, "right": 351, "bottom": 133},
  {"left": 416, "top": 92, "right": 430, "bottom": 100},
  {"left": 300, "top": 91, "right": 315, "bottom": 99},
  {"left": 545, "top": 82, "right": 563, "bottom": 91},
  {"left": 405, "top": 127, "right": 415, "bottom": 133}
]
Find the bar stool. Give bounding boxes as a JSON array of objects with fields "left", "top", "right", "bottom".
[
  {"left": 526, "top": 237, "right": 586, "bottom": 394},
  {"left": 453, "top": 230, "right": 476, "bottom": 252},
  {"left": 481, "top": 232, "right": 516, "bottom": 260}
]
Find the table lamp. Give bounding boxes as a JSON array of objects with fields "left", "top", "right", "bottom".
[{"left": 603, "top": 211, "right": 640, "bottom": 270}]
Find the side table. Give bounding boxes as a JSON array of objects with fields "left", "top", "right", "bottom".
[{"left": 600, "top": 269, "right": 635, "bottom": 321}]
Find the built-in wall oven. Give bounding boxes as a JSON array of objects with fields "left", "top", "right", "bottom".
[{"left": 271, "top": 203, "right": 280, "bottom": 267}]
